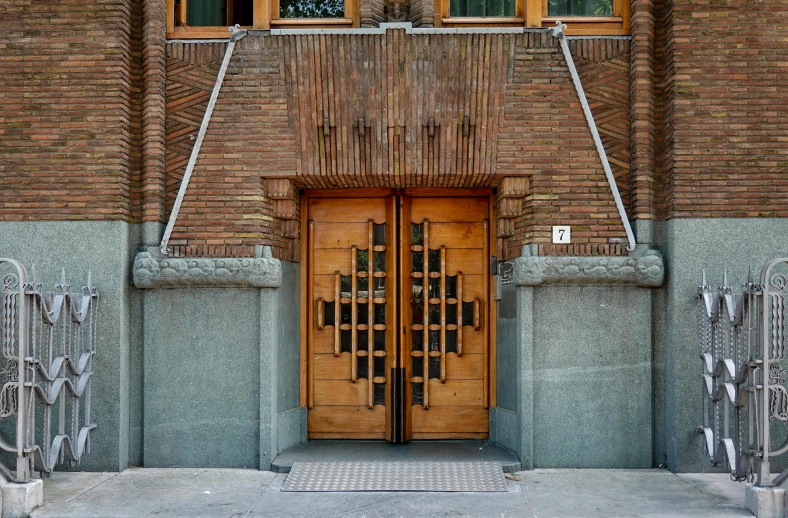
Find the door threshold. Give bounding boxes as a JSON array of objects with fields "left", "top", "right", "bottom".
[{"left": 272, "top": 440, "right": 521, "bottom": 473}]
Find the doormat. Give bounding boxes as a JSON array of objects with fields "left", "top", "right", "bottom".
[{"left": 281, "top": 461, "right": 507, "bottom": 492}]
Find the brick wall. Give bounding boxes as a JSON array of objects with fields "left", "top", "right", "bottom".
[
  {"left": 497, "top": 34, "right": 630, "bottom": 258},
  {"left": 657, "top": 0, "right": 788, "bottom": 218},
  {"left": 165, "top": 31, "right": 631, "bottom": 260},
  {"left": 165, "top": 37, "right": 298, "bottom": 259},
  {"left": 0, "top": 0, "right": 148, "bottom": 222}
]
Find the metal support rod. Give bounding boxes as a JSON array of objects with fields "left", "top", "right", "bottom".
[
  {"left": 159, "top": 25, "right": 248, "bottom": 255},
  {"left": 549, "top": 21, "right": 637, "bottom": 252}
]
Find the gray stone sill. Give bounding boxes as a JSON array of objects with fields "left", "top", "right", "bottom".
[
  {"left": 133, "top": 246, "right": 281, "bottom": 289},
  {"left": 514, "top": 244, "right": 665, "bottom": 287}
]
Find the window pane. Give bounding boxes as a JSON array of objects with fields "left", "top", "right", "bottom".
[
  {"left": 548, "top": 0, "right": 613, "bottom": 16},
  {"left": 280, "top": 0, "right": 345, "bottom": 18},
  {"left": 450, "top": 0, "right": 515, "bottom": 17},
  {"left": 187, "top": 0, "right": 226, "bottom": 26},
  {"left": 183, "top": 0, "right": 253, "bottom": 27}
]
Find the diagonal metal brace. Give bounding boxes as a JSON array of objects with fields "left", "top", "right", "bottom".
[
  {"left": 549, "top": 21, "right": 637, "bottom": 252},
  {"left": 160, "top": 25, "right": 248, "bottom": 255}
]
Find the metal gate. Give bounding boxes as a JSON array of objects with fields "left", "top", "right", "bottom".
[
  {"left": 0, "top": 259, "right": 98, "bottom": 482},
  {"left": 698, "top": 258, "right": 788, "bottom": 485}
]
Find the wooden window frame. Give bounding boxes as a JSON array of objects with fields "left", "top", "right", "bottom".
[
  {"left": 166, "top": 0, "right": 360, "bottom": 39},
  {"left": 436, "top": 0, "right": 630, "bottom": 35}
]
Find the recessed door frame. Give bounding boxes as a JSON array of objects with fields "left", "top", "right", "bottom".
[{"left": 299, "top": 188, "right": 497, "bottom": 440}]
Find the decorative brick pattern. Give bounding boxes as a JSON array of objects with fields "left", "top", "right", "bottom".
[
  {"left": 140, "top": 0, "right": 167, "bottom": 223},
  {"left": 0, "top": 0, "right": 146, "bottom": 222},
  {"left": 169, "top": 245, "right": 257, "bottom": 258},
  {"left": 280, "top": 30, "right": 510, "bottom": 188},
  {"left": 629, "top": 0, "right": 656, "bottom": 221},
  {"left": 163, "top": 32, "right": 632, "bottom": 259},
  {"left": 497, "top": 33, "right": 630, "bottom": 258},
  {"left": 165, "top": 37, "right": 298, "bottom": 260},
  {"left": 361, "top": 0, "right": 385, "bottom": 26},
  {"left": 570, "top": 39, "right": 632, "bottom": 214},
  {"left": 164, "top": 43, "right": 226, "bottom": 214},
  {"left": 408, "top": 0, "right": 435, "bottom": 27}
]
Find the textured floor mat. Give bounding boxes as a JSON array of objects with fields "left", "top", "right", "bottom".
[{"left": 281, "top": 461, "right": 507, "bottom": 492}]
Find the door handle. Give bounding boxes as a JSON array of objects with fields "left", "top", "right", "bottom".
[
  {"left": 473, "top": 297, "right": 481, "bottom": 331},
  {"left": 316, "top": 297, "right": 324, "bottom": 330}
]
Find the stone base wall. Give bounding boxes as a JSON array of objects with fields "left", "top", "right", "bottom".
[
  {"left": 494, "top": 281, "right": 654, "bottom": 468},
  {"left": 0, "top": 220, "right": 151, "bottom": 471},
  {"left": 137, "top": 255, "right": 304, "bottom": 470}
]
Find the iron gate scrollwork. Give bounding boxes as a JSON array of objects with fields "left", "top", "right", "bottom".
[
  {"left": 698, "top": 258, "right": 788, "bottom": 486},
  {"left": 0, "top": 258, "right": 98, "bottom": 482}
]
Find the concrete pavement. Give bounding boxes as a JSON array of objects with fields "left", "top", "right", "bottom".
[{"left": 29, "top": 468, "right": 749, "bottom": 518}]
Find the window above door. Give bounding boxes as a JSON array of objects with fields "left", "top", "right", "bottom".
[
  {"left": 437, "top": 0, "right": 629, "bottom": 35},
  {"left": 166, "top": 0, "right": 360, "bottom": 39}
]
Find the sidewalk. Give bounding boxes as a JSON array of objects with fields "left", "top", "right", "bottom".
[{"left": 30, "top": 468, "right": 749, "bottom": 518}]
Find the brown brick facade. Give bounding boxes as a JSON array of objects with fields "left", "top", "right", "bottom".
[
  {"left": 163, "top": 31, "right": 632, "bottom": 260},
  {"left": 656, "top": 0, "right": 788, "bottom": 218},
  {"left": 0, "top": 0, "right": 152, "bottom": 222},
  {"left": 3, "top": 0, "right": 787, "bottom": 256}
]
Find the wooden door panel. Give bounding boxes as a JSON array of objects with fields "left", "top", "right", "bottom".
[
  {"left": 308, "top": 406, "right": 386, "bottom": 434},
  {"left": 312, "top": 354, "right": 353, "bottom": 379},
  {"left": 425, "top": 223, "right": 486, "bottom": 249},
  {"left": 410, "top": 406, "right": 489, "bottom": 433},
  {"left": 312, "top": 249, "right": 354, "bottom": 275},
  {"left": 307, "top": 196, "right": 395, "bottom": 440},
  {"left": 410, "top": 197, "right": 489, "bottom": 223},
  {"left": 313, "top": 223, "right": 371, "bottom": 249},
  {"left": 424, "top": 379, "right": 484, "bottom": 406},
  {"left": 444, "top": 249, "right": 486, "bottom": 274},
  {"left": 308, "top": 194, "right": 490, "bottom": 441},
  {"left": 313, "top": 379, "right": 374, "bottom": 406},
  {"left": 402, "top": 196, "right": 490, "bottom": 440},
  {"left": 444, "top": 353, "right": 483, "bottom": 380},
  {"left": 309, "top": 198, "right": 387, "bottom": 223}
]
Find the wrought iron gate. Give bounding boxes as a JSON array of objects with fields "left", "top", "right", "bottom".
[
  {"left": 698, "top": 258, "right": 788, "bottom": 486},
  {"left": 0, "top": 258, "right": 98, "bottom": 482}
]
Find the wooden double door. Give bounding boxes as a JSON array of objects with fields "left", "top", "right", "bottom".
[{"left": 304, "top": 191, "right": 492, "bottom": 441}]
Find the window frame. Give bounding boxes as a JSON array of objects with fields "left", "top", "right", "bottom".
[
  {"left": 166, "top": 0, "right": 360, "bottom": 39},
  {"left": 436, "top": 0, "right": 630, "bottom": 35}
]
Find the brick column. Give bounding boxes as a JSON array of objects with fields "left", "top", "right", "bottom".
[
  {"left": 630, "top": 0, "right": 656, "bottom": 223},
  {"left": 140, "top": 0, "right": 167, "bottom": 225}
]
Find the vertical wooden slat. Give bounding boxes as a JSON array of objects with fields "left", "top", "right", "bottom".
[
  {"left": 489, "top": 194, "right": 497, "bottom": 407},
  {"left": 367, "top": 220, "right": 374, "bottom": 408},
  {"left": 166, "top": 0, "right": 176, "bottom": 33},
  {"left": 472, "top": 34, "right": 485, "bottom": 186},
  {"left": 439, "top": 245, "right": 446, "bottom": 382},
  {"left": 457, "top": 271, "right": 463, "bottom": 357},
  {"left": 305, "top": 218, "right": 313, "bottom": 408},
  {"left": 449, "top": 35, "right": 459, "bottom": 185},
  {"left": 351, "top": 245, "right": 358, "bottom": 382},
  {"left": 254, "top": 0, "right": 270, "bottom": 29},
  {"left": 435, "top": 36, "right": 446, "bottom": 188},
  {"left": 334, "top": 270, "right": 341, "bottom": 357},
  {"left": 387, "top": 196, "right": 398, "bottom": 442},
  {"left": 422, "top": 220, "right": 430, "bottom": 409},
  {"left": 399, "top": 196, "right": 412, "bottom": 441},
  {"left": 488, "top": 35, "right": 507, "bottom": 183},
  {"left": 482, "top": 218, "right": 489, "bottom": 409}
]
